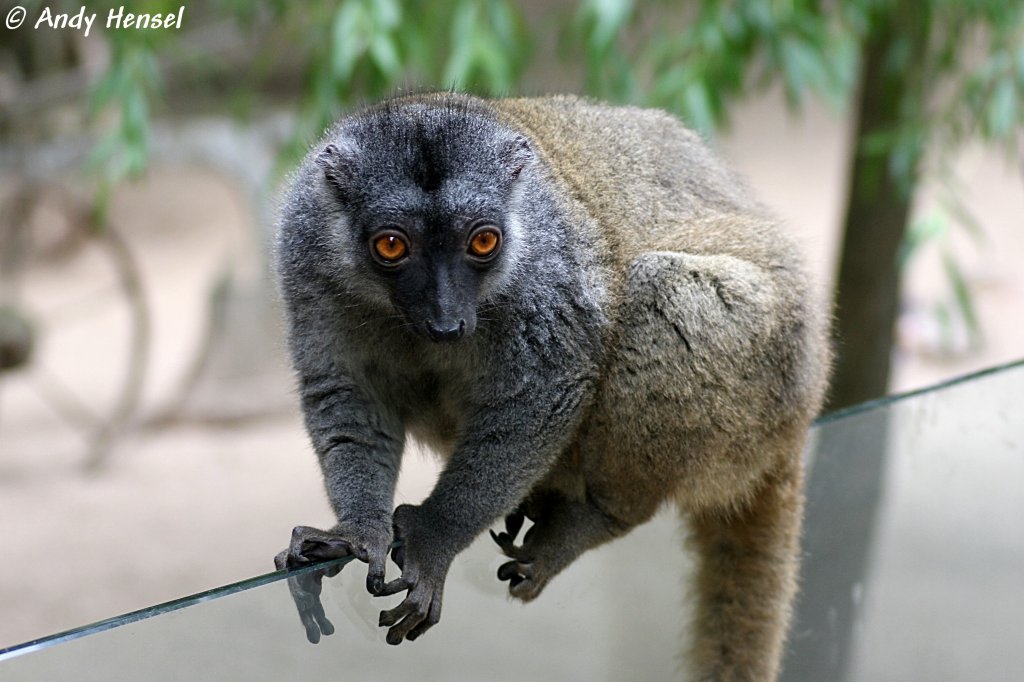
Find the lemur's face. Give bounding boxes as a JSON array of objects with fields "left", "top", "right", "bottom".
[
  {"left": 315, "top": 102, "right": 533, "bottom": 343},
  {"left": 355, "top": 202, "right": 507, "bottom": 343}
]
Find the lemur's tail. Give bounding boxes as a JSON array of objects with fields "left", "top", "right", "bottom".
[{"left": 683, "top": 447, "right": 806, "bottom": 682}]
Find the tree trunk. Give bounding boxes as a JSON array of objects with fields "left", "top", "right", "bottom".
[{"left": 828, "top": 5, "right": 931, "bottom": 411}]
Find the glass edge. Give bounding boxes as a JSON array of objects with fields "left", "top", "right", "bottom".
[
  {"left": 3, "top": 358, "right": 1021, "bottom": 663},
  {"left": 0, "top": 557, "right": 353, "bottom": 663},
  {"left": 812, "top": 356, "right": 1024, "bottom": 428}
]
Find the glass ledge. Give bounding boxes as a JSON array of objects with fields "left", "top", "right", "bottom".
[{"left": 2, "top": 359, "right": 1022, "bottom": 681}]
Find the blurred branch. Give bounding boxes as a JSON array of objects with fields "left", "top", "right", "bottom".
[{"left": 0, "top": 18, "right": 257, "bottom": 126}]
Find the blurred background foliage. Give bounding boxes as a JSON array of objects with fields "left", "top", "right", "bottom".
[{"left": 4, "top": 0, "right": 1024, "bottom": 410}]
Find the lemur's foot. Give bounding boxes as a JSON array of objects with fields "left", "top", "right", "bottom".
[{"left": 490, "top": 508, "right": 555, "bottom": 602}]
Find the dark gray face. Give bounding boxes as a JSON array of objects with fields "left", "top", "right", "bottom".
[{"left": 316, "top": 101, "right": 533, "bottom": 343}]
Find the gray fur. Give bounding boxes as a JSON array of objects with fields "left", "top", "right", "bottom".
[{"left": 275, "top": 92, "right": 830, "bottom": 679}]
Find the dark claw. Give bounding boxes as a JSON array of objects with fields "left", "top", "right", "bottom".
[
  {"left": 497, "top": 560, "right": 530, "bottom": 582},
  {"left": 489, "top": 529, "right": 518, "bottom": 556},
  {"left": 497, "top": 562, "right": 515, "bottom": 581},
  {"left": 367, "top": 572, "right": 384, "bottom": 595},
  {"left": 505, "top": 508, "right": 525, "bottom": 539}
]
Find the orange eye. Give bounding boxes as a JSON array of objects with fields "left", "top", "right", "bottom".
[
  {"left": 372, "top": 233, "right": 408, "bottom": 264},
  {"left": 468, "top": 227, "right": 501, "bottom": 259}
]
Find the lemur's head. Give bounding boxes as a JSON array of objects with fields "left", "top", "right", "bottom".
[{"left": 313, "top": 96, "right": 535, "bottom": 343}]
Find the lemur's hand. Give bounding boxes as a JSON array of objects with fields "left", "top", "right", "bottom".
[
  {"left": 277, "top": 521, "right": 393, "bottom": 593},
  {"left": 375, "top": 504, "right": 453, "bottom": 645},
  {"left": 275, "top": 521, "right": 393, "bottom": 643}
]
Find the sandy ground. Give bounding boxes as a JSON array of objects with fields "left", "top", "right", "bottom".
[{"left": 0, "top": 91, "right": 1021, "bottom": 650}]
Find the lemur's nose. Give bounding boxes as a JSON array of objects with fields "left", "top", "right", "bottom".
[{"left": 425, "top": 319, "right": 465, "bottom": 343}]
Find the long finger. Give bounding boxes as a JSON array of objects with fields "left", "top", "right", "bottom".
[
  {"left": 379, "top": 596, "right": 417, "bottom": 627},
  {"left": 365, "top": 547, "right": 388, "bottom": 595},
  {"left": 377, "top": 576, "right": 411, "bottom": 597},
  {"left": 405, "top": 598, "right": 441, "bottom": 641},
  {"left": 386, "top": 610, "right": 426, "bottom": 645}
]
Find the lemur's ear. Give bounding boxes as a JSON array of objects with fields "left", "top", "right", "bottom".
[
  {"left": 316, "top": 137, "right": 360, "bottom": 194},
  {"left": 501, "top": 135, "right": 534, "bottom": 181}
]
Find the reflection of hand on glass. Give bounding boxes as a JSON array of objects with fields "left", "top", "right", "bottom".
[
  {"left": 274, "top": 524, "right": 384, "bottom": 644},
  {"left": 273, "top": 558, "right": 342, "bottom": 644}
]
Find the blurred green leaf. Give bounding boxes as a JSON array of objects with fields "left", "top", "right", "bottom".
[
  {"left": 569, "top": 0, "right": 636, "bottom": 101},
  {"left": 941, "top": 250, "right": 982, "bottom": 342},
  {"left": 943, "top": 196, "right": 988, "bottom": 246},
  {"left": 370, "top": 35, "right": 402, "bottom": 79},
  {"left": 330, "top": 3, "right": 367, "bottom": 82},
  {"left": 587, "top": 0, "right": 633, "bottom": 52},
  {"left": 443, "top": 0, "right": 528, "bottom": 94},
  {"left": 443, "top": 1, "right": 480, "bottom": 87},
  {"left": 374, "top": 0, "right": 402, "bottom": 28},
  {"left": 682, "top": 81, "right": 716, "bottom": 135},
  {"left": 985, "top": 78, "right": 1018, "bottom": 137},
  {"left": 899, "top": 210, "right": 948, "bottom": 267}
]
